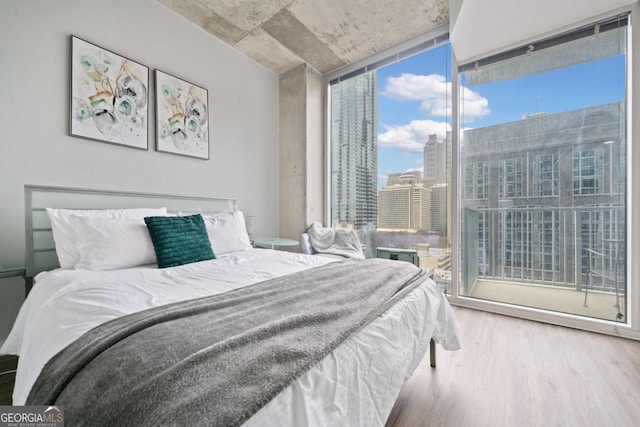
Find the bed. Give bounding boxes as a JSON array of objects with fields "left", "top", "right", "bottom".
[{"left": 0, "top": 185, "right": 460, "bottom": 426}]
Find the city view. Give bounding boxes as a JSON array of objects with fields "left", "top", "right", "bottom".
[
  {"left": 330, "top": 20, "right": 627, "bottom": 321},
  {"left": 330, "top": 44, "right": 454, "bottom": 288}
]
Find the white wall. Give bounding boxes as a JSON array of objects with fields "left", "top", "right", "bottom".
[{"left": 0, "top": 0, "right": 279, "bottom": 339}]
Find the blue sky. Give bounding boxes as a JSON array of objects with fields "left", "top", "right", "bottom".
[{"left": 376, "top": 42, "right": 625, "bottom": 188}]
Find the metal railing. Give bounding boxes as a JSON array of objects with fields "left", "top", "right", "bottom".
[
  {"left": 584, "top": 238, "right": 624, "bottom": 311},
  {"left": 466, "top": 206, "right": 625, "bottom": 293}
]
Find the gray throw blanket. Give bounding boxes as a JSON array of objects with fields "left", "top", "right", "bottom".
[
  {"left": 27, "top": 259, "right": 426, "bottom": 426},
  {"left": 307, "top": 222, "right": 365, "bottom": 258}
]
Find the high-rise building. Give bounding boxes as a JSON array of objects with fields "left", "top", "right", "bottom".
[
  {"left": 417, "top": 186, "right": 432, "bottom": 233},
  {"left": 378, "top": 186, "right": 411, "bottom": 230},
  {"left": 331, "top": 71, "right": 378, "bottom": 229},
  {"left": 423, "top": 133, "right": 447, "bottom": 186},
  {"left": 387, "top": 170, "right": 421, "bottom": 186},
  {"left": 462, "top": 102, "right": 624, "bottom": 287},
  {"left": 429, "top": 183, "right": 448, "bottom": 235},
  {"left": 378, "top": 173, "right": 431, "bottom": 231},
  {"left": 421, "top": 133, "right": 452, "bottom": 242}
]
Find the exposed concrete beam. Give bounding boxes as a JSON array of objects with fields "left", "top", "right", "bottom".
[
  {"left": 156, "top": 0, "right": 449, "bottom": 75},
  {"left": 262, "top": 9, "right": 346, "bottom": 74},
  {"left": 234, "top": 28, "right": 305, "bottom": 74},
  {"left": 290, "top": 0, "right": 449, "bottom": 63},
  {"left": 197, "top": 0, "right": 293, "bottom": 32},
  {"left": 157, "top": 0, "right": 246, "bottom": 44}
]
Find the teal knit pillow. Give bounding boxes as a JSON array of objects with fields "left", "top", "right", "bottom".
[{"left": 144, "top": 214, "right": 215, "bottom": 268}]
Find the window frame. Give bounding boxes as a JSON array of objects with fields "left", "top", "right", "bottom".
[
  {"left": 532, "top": 153, "right": 559, "bottom": 197},
  {"left": 447, "top": 10, "right": 638, "bottom": 339},
  {"left": 323, "top": 9, "right": 640, "bottom": 340},
  {"left": 573, "top": 147, "right": 604, "bottom": 195}
]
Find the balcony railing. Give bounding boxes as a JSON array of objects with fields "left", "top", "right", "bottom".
[{"left": 462, "top": 206, "right": 625, "bottom": 299}]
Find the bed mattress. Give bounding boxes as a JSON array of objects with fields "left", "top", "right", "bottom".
[{"left": 1, "top": 249, "right": 459, "bottom": 425}]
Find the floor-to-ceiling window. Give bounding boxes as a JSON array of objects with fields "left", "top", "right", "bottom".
[
  {"left": 329, "top": 39, "right": 454, "bottom": 292},
  {"left": 459, "top": 15, "right": 628, "bottom": 322}
]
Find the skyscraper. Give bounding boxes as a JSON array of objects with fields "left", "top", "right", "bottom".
[
  {"left": 331, "top": 71, "right": 378, "bottom": 229},
  {"left": 429, "top": 183, "right": 448, "bottom": 235},
  {"left": 422, "top": 132, "right": 451, "bottom": 241},
  {"left": 378, "top": 172, "right": 431, "bottom": 231},
  {"left": 423, "top": 133, "right": 447, "bottom": 186},
  {"left": 387, "top": 170, "right": 421, "bottom": 186}
]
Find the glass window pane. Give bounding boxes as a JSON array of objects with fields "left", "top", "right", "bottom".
[
  {"left": 330, "top": 43, "right": 453, "bottom": 293},
  {"left": 459, "top": 19, "right": 627, "bottom": 322}
]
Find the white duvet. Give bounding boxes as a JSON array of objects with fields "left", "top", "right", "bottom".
[{"left": 0, "top": 249, "right": 460, "bottom": 426}]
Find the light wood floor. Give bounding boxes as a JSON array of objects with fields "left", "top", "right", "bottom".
[{"left": 386, "top": 306, "right": 640, "bottom": 427}]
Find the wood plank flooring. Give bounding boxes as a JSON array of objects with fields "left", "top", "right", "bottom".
[
  {"left": 386, "top": 306, "right": 640, "bottom": 427},
  {"left": 1, "top": 308, "right": 639, "bottom": 425}
]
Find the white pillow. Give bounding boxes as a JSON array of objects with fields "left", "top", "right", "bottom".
[
  {"left": 73, "top": 216, "right": 157, "bottom": 271},
  {"left": 47, "top": 207, "right": 167, "bottom": 268},
  {"left": 203, "top": 211, "right": 252, "bottom": 255}
]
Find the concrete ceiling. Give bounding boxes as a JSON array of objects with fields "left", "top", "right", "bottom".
[{"left": 157, "top": 0, "right": 449, "bottom": 75}]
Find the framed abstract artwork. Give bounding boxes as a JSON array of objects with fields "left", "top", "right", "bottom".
[
  {"left": 70, "top": 36, "right": 149, "bottom": 149},
  {"left": 155, "top": 70, "right": 209, "bottom": 160}
]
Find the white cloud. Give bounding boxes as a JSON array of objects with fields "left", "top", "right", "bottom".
[
  {"left": 459, "top": 87, "right": 491, "bottom": 122},
  {"left": 378, "top": 120, "right": 451, "bottom": 152},
  {"left": 381, "top": 73, "right": 490, "bottom": 122}
]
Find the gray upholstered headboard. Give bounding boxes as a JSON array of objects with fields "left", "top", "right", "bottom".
[{"left": 24, "top": 185, "right": 237, "bottom": 291}]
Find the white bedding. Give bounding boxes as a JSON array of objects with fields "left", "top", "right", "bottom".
[{"left": 1, "top": 249, "right": 460, "bottom": 425}]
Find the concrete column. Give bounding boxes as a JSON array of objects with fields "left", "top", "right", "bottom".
[{"left": 279, "top": 64, "right": 324, "bottom": 247}]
